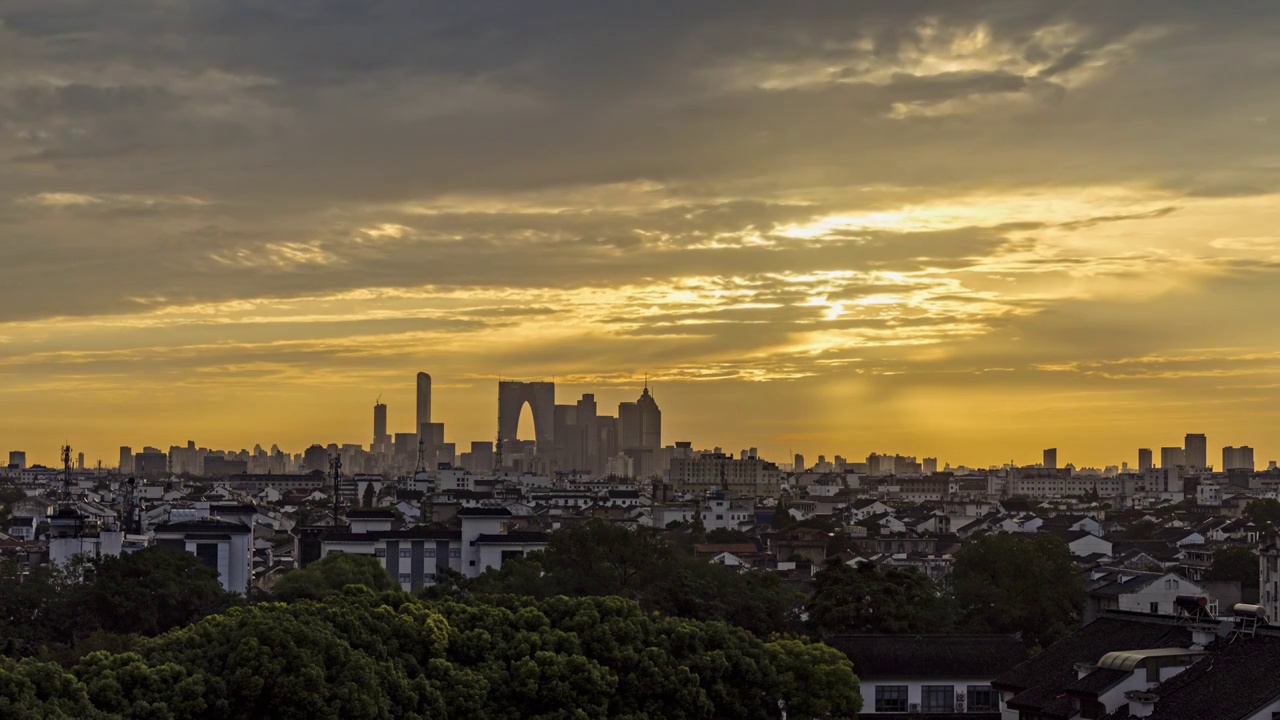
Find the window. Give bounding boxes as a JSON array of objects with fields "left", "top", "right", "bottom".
[
  {"left": 922, "top": 685, "right": 954, "bottom": 713},
  {"left": 967, "top": 686, "right": 998, "bottom": 712},
  {"left": 399, "top": 549, "right": 411, "bottom": 559},
  {"left": 1150, "top": 601, "right": 1160, "bottom": 614},
  {"left": 398, "top": 574, "right": 410, "bottom": 585},
  {"left": 374, "top": 548, "right": 386, "bottom": 558},
  {"left": 195, "top": 542, "right": 220, "bottom": 569},
  {"left": 424, "top": 549, "right": 436, "bottom": 558},
  {"left": 874, "top": 686, "right": 908, "bottom": 713},
  {"left": 449, "top": 548, "right": 461, "bottom": 558}
]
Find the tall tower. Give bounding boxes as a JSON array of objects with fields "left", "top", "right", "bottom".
[
  {"left": 373, "top": 400, "right": 388, "bottom": 451},
  {"left": 1138, "top": 448, "right": 1153, "bottom": 472},
  {"left": 1043, "top": 448, "right": 1057, "bottom": 469},
  {"left": 416, "top": 372, "right": 432, "bottom": 440},
  {"left": 1184, "top": 433, "right": 1207, "bottom": 471},
  {"left": 637, "top": 380, "right": 661, "bottom": 451}
]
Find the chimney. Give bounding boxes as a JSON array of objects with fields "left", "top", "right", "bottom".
[
  {"left": 1190, "top": 624, "right": 1218, "bottom": 647},
  {"left": 1126, "top": 690, "right": 1158, "bottom": 718}
]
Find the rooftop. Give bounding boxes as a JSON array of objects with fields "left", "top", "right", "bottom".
[{"left": 824, "top": 634, "right": 1028, "bottom": 680}]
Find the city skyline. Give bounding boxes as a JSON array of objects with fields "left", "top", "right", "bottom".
[
  {"left": 3, "top": 2, "right": 1279, "bottom": 469},
  {"left": 8, "top": 372, "right": 1274, "bottom": 473}
]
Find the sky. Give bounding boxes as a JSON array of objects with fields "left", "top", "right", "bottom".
[{"left": 2, "top": 1, "right": 1279, "bottom": 470}]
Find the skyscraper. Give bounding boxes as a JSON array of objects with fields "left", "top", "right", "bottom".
[
  {"left": 618, "top": 382, "right": 661, "bottom": 451},
  {"left": 1161, "top": 446, "right": 1185, "bottom": 469},
  {"left": 416, "top": 372, "right": 432, "bottom": 440},
  {"left": 373, "top": 401, "right": 388, "bottom": 451},
  {"left": 1184, "top": 433, "right": 1207, "bottom": 470},
  {"left": 1138, "top": 448, "right": 1153, "bottom": 472},
  {"left": 794, "top": 453, "right": 806, "bottom": 472},
  {"left": 1043, "top": 448, "right": 1057, "bottom": 469},
  {"left": 119, "top": 446, "right": 133, "bottom": 474},
  {"left": 1223, "top": 446, "right": 1255, "bottom": 471}
]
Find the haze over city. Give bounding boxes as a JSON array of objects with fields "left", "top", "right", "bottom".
[{"left": 4, "top": 1, "right": 1280, "bottom": 468}]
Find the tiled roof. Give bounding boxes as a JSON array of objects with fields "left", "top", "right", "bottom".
[
  {"left": 1100, "top": 635, "right": 1280, "bottom": 720},
  {"left": 457, "top": 507, "right": 512, "bottom": 517},
  {"left": 1064, "top": 667, "right": 1129, "bottom": 697},
  {"left": 154, "top": 518, "right": 252, "bottom": 534},
  {"left": 322, "top": 527, "right": 460, "bottom": 542},
  {"left": 346, "top": 509, "right": 396, "bottom": 519},
  {"left": 994, "top": 616, "right": 1191, "bottom": 719},
  {"left": 693, "top": 543, "right": 759, "bottom": 555},
  {"left": 824, "top": 634, "right": 1028, "bottom": 680},
  {"left": 474, "top": 532, "right": 547, "bottom": 544}
]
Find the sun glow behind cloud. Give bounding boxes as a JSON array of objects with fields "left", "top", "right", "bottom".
[{"left": 2, "top": 1, "right": 1279, "bottom": 467}]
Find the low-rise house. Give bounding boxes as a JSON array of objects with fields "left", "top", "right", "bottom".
[
  {"left": 993, "top": 611, "right": 1280, "bottom": 720},
  {"left": 1048, "top": 528, "right": 1114, "bottom": 558},
  {"left": 1084, "top": 568, "right": 1210, "bottom": 622},
  {"left": 825, "top": 634, "right": 1028, "bottom": 717}
]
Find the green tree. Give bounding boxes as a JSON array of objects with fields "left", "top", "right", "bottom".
[
  {"left": 271, "top": 552, "right": 399, "bottom": 602},
  {"left": 0, "top": 560, "right": 82, "bottom": 656},
  {"left": 76, "top": 547, "right": 237, "bottom": 638},
  {"left": 953, "top": 534, "right": 1083, "bottom": 648},
  {"left": 1244, "top": 499, "right": 1280, "bottom": 528},
  {"left": 464, "top": 520, "right": 805, "bottom": 637},
  {"left": 0, "top": 482, "right": 26, "bottom": 523},
  {"left": 15, "top": 590, "right": 860, "bottom": 719},
  {"left": 806, "top": 560, "right": 953, "bottom": 636},
  {"left": 1204, "top": 546, "right": 1260, "bottom": 589},
  {"left": 0, "top": 656, "right": 104, "bottom": 720},
  {"left": 705, "top": 527, "right": 752, "bottom": 544}
]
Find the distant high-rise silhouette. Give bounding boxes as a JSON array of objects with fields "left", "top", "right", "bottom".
[
  {"left": 1223, "top": 446, "right": 1255, "bottom": 471},
  {"left": 373, "top": 401, "right": 389, "bottom": 451},
  {"left": 1184, "top": 433, "right": 1207, "bottom": 470},
  {"left": 498, "top": 381, "right": 556, "bottom": 457},
  {"left": 416, "top": 372, "right": 432, "bottom": 440},
  {"left": 1043, "top": 448, "right": 1057, "bottom": 469},
  {"left": 1138, "top": 448, "right": 1153, "bottom": 472},
  {"left": 618, "top": 380, "right": 662, "bottom": 452}
]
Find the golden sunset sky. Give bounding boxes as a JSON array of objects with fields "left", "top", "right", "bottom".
[{"left": 2, "top": 1, "right": 1279, "bottom": 469}]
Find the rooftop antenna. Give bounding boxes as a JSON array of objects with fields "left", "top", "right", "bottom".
[{"left": 415, "top": 436, "right": 427, "bottom": 474}]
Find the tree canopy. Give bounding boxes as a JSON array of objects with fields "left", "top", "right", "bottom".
[
  {"left": 0, "top": 547, "right": 235, "bottom": 660},
  {"left": 1, "top": 590, "right": 862, "bottom": 719},
  {"left": 952, "top": 533, "right": 1083, "bottom": 648},
  {"left": 1244, "top": 499, "right": 1280, "bottom": 528},
  {"left": 806, "top": 560, "right": 953, "bottom": 636},
  {"left": 271, "top": 551, "right": 400, "bottom": 602},
  {"left": 463, "top": 519, "right": 805, "bottom": 637},
  {"left": 1204, "top": 546, "right": 1260, "bottom": 590}
]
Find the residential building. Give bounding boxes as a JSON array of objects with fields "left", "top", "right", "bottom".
[
  {"left": 667, "top": 453, "right": 782, "bottom": 495},
  {"left": 826, "top": 635, "right": 1028, "bottom": 717},
  {"left": 1083, "top": 568, "right": 1209, "bottom": 622},
  {"left": 1224, "top": 446, "right": 1255, "bottom": 472},
  {"left": 993, "top": 612, "right": 1280, "bottom": 720}
]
